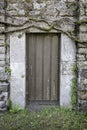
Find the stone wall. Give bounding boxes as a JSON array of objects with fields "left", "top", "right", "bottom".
[
  {"left": 0, "top": 0, "right": 87, "bottom": 111},
  {"left": 77, "top": 0, "right": 87, "bottom": 111},
  {"left": 0, "top": 0, "right": 9, "bottom": 111},
  {"left": 6, "top": 0, "right": 76, "bottom": 34},
  {"left": 0, "top": 33, "right": 9, "bottom": 111}
]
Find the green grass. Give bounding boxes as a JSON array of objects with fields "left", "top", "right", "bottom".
[{"left": 0, "top": 107, "right": 87, "bottom": 130}]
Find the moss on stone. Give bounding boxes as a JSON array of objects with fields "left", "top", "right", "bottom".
[
  {"left": 71, "top": 64, "right": 78, "bottom": 109},
  {"left": 25, "top": 0, "right": 31, "bottom": 3},
  {"left": 76, "top": 20, "right": 87, "bottom": 25}
]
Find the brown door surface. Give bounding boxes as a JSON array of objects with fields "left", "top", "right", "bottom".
[{"left": 26, "top": 33, "right": 60, "bottom": 105}]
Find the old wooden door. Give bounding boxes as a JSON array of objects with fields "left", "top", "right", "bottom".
[{"left": 26, "top": 33, "right": 60, "bottom": 106}]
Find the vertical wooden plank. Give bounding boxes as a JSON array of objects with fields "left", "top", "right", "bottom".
[
  {"left": 26, "top": 34, "right": 29, "bottom": 102},
  {"left": 34, "top": 34, "right": 37, "bottom": 100},
  {"left": 36, "top": 34, "right": 43, "bottom": 100},
  {"left": 49, "top": 34, "right": 52, "bottom": 100},
  {"left": 43, "top": 34, "right": 51, "bottom": 100},
  {"left": 28, "top": 34, "right": 32, "bottom": 100},
  {"left": 29, "top": 34, "right": 36, "bottom": 100},
  {"left": 42, "top": 35, "right": 44, "bottom": 100},
  {"left": 51, "top": 34, "right": 58, "bottom": 100}
]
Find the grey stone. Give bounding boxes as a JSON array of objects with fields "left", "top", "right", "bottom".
[
  {"left": 10, "top": 33, "right": 26, "bottom": 108},
  {"left": 0, "top": 101, "right": 6, "bottom": 109},
  {"left": 60, "top": 34, "right": 76, "bottom": 107},
  {"left": 78, "top": 91, "right": 87, "bottom": 100},
  {"left": 78, "top": 100, "right": 87, "bottom": 111},
  {"left": 61, "top": 61, "right": 75, "bottom": 75},
  {"left": 78, "top": 43, "right": 86, "bottom": 48},
  {"left": 83, "top": 79, "right": 87, "bottom": 85},
  {"left": 0, "top": 35, "right": 5, "bottom": 45},
  {"left": 78, "top": 86, "right": 87, "bottom": 91},
  {"left": 79, "top": 69, "right": 87, "bottom": 79},
  {"left": 78, "top": 48, "right": 87, "bottom": 55},
  {"left": 1, "top": 92, "right": 8, "bottom": 101},
  {"left": 0, "top": 61, "right": 5, "bottom": 67},
  {"left": 0, "top": 1, "right": 4, "bottom": 10},
  {"left": 61, "top": 34, "right": 76, "bottom": 62},
  {"left": 0, "top": 66, "right": 5, "bottom": 72},
  {"left": 79, "top": 33, "right": 87, "bottom": 42},
  {"left": 0, "top": 68, "right": 7, "bottom": 81},
  {"left": 0, "top": 54, "right": 5, "bottom": 61},
  {"left": 77, "top": 54, "right": 85, "bottom": 61},
  {"left": 80, "top": 25, "right": 87, "bottom": 32},
  {"left": 0, "top": 82, "right": 9, "bottom": 92},
  {"left": 0, "top": 95, "right": 5, "bottom": 101},
  {"left": 0, "top": 47, "right": 5, "bottom": 54},
  {"left": 0, "top": 15, "right": 4, "bottom": 22},
  {"left": 78, "top": 61, "right": 87, "bottom": 69}
]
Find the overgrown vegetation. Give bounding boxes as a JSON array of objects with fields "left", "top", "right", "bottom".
[
  {"left": 0, "top": 107, "right": 87, "bottom": 130},
  {"left": 71, "top": 64, "right": 78, "bottom": 109},
  {"left": 71, "top": 77, "right": 77, "bottom": 109},
  {"left": 5, "top": 67, "right": 12, "bottom": 74}
]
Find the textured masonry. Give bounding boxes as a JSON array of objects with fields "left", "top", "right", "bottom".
[{"left": 0, "top": 0, "right": 87, "bottom": 111}]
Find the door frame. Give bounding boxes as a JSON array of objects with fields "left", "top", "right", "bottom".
[{"left": 10, "top": 32, "right": 75, "bottom": 108}]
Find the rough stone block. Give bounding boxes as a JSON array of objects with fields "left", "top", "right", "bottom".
[
  {"left": 0, "top": 101, "right": 7, "bottom": 110},
  {"left": 80, "top": 0, "right": 87, "bottom": 2},
  {"left": 0, "top": 101, "right": 6, "bottom": 107},
  {"left": 0, "top": 82, "right": 9, "bottom": 92},
  {"left": 78, "top": 48, "right": 87, "bottom": 55},
  {"left": 0, "top": 65, "right": 8, "bottom": 81},
  {"left": 0, "top": 26, "right": 5, "bottom": 32},
  {"left": 0, "top": 94, "right": 5, "bottom": 101},
  {"left": 77, "top": 54, "right": 85, "bottom": 61},
  {"left": 61, "top": 24, "right": 74, "bottom": 32},
  {"left": 0, "top": 66, "right": 5, "bottom": 71},
  {"left": 80, "top": 69, "right": 87, "bottom": 79},
  {"left": 83, "top": 79, "right": 87, "bottom": 85},
  {"left": 0, "top": 15, "right": 4, "bottom": 21},
  {"left": 79, "top": 33, "right": 87, "bottom": 42},
  {"left": 0, "top": 72, "right": 7, "bottom": 81},
  {"left": 78, "top": 43, "right": 86, "bottom": 48},
  {"left": 78, "top": 62, "right": 87, "bottom": 69},
  {"left": 0, "top": 47, "right": 5, "bottom": 54},
  {"left": 80, "top": 25, "right": 87, "bottom": 32},
  {"left": 1, "top": 92, "right": 8, "bottom": 101},
  {"left": 78, "top": 100, "right": 87, "bottom": 111},
  {"left": 10, "top": 33, "right": 26, "bottom": 108},
  {"left": 61, "top": 34, "right": 76, "bottom": 62},
  {"left": 0, "top": 54, "right": 5, "bottom": 61},
  {"left": 78, "top": 85, "right": 87, "bottom": 91},
  {"left": 0, "top": 35, "right": 5, "bottom": 45},
  {"left": 78, "top": 91, "right": 87, "bottom": 100},
  {"left": 0, "top": 61, "right": 5, "bottom": 67},
  {"left": 0, "top": 1, "right": 4, "bottom": 10},
  {"left": 60, "top": 74, "right": 73, "bottom": 107}
]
